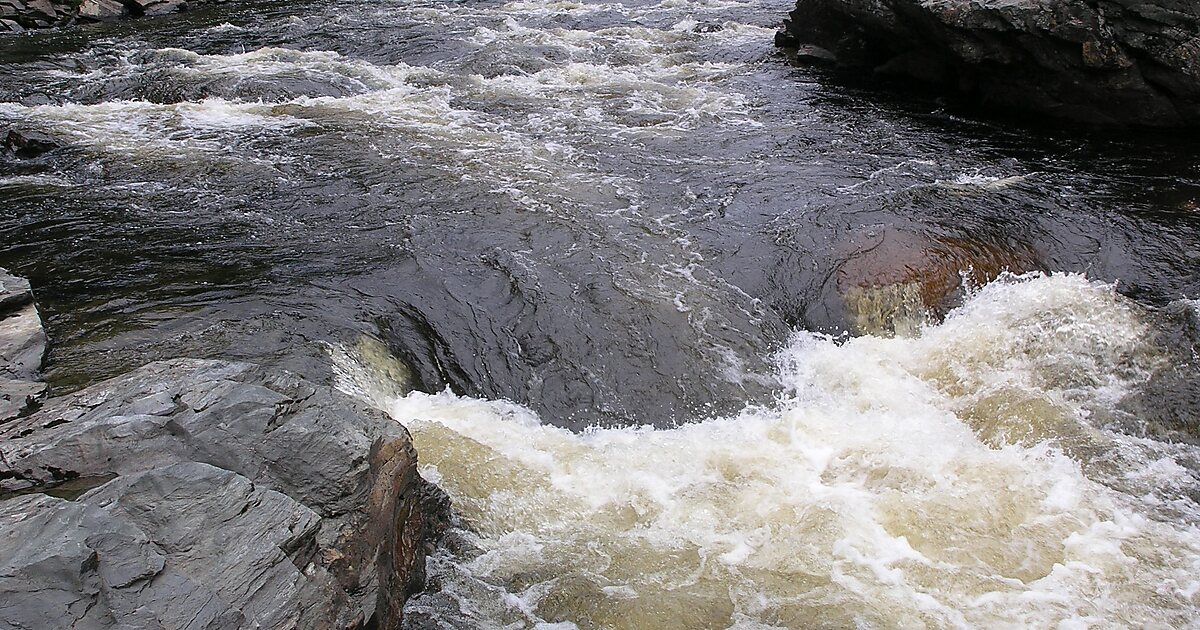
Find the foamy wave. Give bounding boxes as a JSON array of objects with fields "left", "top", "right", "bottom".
[
  {"left": 0, "top": 98, "right": 298, "bottom": 160},
  {"left": 345, "top": 273, "right": 1200, "bottom": 628}
]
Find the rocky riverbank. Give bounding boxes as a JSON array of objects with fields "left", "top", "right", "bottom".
[
  {"left": 776, "top": 0, "right": 1200, "bottom": 127},
  {"left": 1, "top": 0, "right": 203, "bottom": 33},
  {"left": 0, "top": 269, "right": 447, "bottom": 629}
]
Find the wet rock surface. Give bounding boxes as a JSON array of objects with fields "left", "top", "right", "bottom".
[
  {"left": 832, "top": 227, "right": 1043, "bottom": 336},
  {"left": 0, "top": 268, "right": 46, "bottom": 422},
  {"left": 0, "top": 358, "right": 447, "bottom": 629},
  {"left": 3, "top": 128, "right": 58, "bottom": 158},
  {"left": 777, "top": 0, "right": 1200, "bottom": 126},
  {"left": 1, "top": 0, "right": 205, "bottom": 31},
  {"left": 0, "top": 0, "right": 73, "bottom": 30},
  {"left": 1, "top": 465, "right": 334, "bottom": 629},
  {"left": 1118, "top": 299, "right": 1200, "bottom": 444}
]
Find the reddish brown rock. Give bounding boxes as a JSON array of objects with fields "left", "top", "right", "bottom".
[{"left": 835, "top": 228, "right": 1041, "bottom": 335}]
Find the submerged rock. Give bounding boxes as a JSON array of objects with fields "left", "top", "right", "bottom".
[
  {"left": 777, "top": 0, "right": 1200, "bottom": 127},
  {"left": 0, "top": 358, "right": 448, "bottom": 629},
  {"left": 3, "top": 129, "right": 59, "bottom": 159},
  {"left": 833, "top": 228, "right": 1041, "bottom": 336},
  {"left": 0, "top": 268, "right": 46, "bottom": 422},
  {"left": 1118, "top": 299, "right": 1200, "bottom": 444}
]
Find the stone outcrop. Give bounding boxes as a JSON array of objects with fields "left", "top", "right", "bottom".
[
  {"left": 0, "top": 358, "right": 447, "bottom": 629},
  {"left": 1, "top": 0, "right": 196, "bottom": 32},
  {"left": 0, "top": 0, "right": 72, "bottom": 31},
  {"left": 0, "top": 268, "right": 47, "bottom": 422},
  {"left": 776, "top": 0, "right": 1200, "bottom": 126},
  {"left": 77, "top": 0, "right": 129, "bottom": 21}
]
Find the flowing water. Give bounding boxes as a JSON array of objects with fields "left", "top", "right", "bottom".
[{"left": 2, "top": 0, "right": 1200, "bottom": 627}]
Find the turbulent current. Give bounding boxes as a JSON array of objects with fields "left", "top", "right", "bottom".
[
  {"left": 1, "top": 0, "right": 1200, "bottom": 627},
  {"left": 342, "top": 274, "right": 1200, "bottom": 629}
]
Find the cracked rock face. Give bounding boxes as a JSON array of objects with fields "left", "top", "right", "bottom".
[
  {"left": 0, "top": 358, "right": 447, "bottom": 630},
  {"left": 777, "top": 0, "right": 1200, "bottom": 126},
  {"left": 1, "top": 464, "right": 327, "bottom": 629}
]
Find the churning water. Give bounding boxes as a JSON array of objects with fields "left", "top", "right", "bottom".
[
  {"left": 2, "top": 0, "right": 1199, "bottom": 626},
  {"left": 334, "top": 273, "right": 1200, "bottom": 628}
]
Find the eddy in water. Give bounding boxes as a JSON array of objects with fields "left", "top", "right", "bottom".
[{"left": 331, "top": 273, "right": 1200, "bottom": 629}]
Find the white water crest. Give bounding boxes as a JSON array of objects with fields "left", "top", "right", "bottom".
[
  {"left": 0, "top": 1, "right": 762, "bottom": 161},
  {"left": 0, "top": 18, "right": 757, "bottom": 212},
  {"left": 327, "top": 273, "right": 1200, "bottom": 628}
]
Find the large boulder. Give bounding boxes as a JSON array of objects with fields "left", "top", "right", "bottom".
[
  {"left": 776, "top": 0, "right": 1200, "bottom": 127},
  {"left": 0, "top": 268, "right": 47, "bottom": 422},
  {"left": 76, "top": 0, "right": 128, "bottom": 20},
  {"left": 0, "top": 358, "right": 447, "bottom": 629}
]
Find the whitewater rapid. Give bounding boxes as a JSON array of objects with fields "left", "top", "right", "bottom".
[{"left": 328, "top": 274, "right": 1200, "bottom": 628}]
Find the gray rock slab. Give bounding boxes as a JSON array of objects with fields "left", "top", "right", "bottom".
[
  {"left": 0, "top": 301, "right": 47, "bottom": 381},
  {"left": 0, "top": 268, "right": 33, "bottom": 313},
  {"left": 0, "top": 462, "right": 355, "bottom": 629},
  {"left": 0, "top": 358, "right": 446, "bottom": 629},
  {"left": 1, "top": 359, "right": 402, "bottom": 511},
  {"left": 0, "top": 268, "right": 45, "bottom": 423},
  {"left": 0, "top": 378, "right": 47, "bottom": 427},
  {"left": 77, "top": 0, "right": 126, "bottom": 20}
]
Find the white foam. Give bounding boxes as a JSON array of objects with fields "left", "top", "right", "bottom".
[
  {"left": 0, "top": 174, "right": 74, "bottom": 188},
  {"left": 939, "top": 170, "right": 1031, "bottom": 191},
  {"left": 0, "top": 98, "right": 299, "bottom": 161},
  {"left": 203, "top": 22, "right": 245, "bottom": 34},
  {"left": 364, "top": 273, "right": 1200, "bottom": 627}
]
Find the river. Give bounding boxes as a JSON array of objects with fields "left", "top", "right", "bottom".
[{"left": 2, "top": 0, "right": 1200, "bottom": 627}]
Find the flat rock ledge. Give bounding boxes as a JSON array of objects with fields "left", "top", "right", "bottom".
[
  {"left": 1, "top": 0, "right": 214, "bottom": 33},
  {"left": 0, "top": 358, "right": 448, "bottom": 629},
  {"left": 776, "top": 0, "right": 1200, "bottom": 127}
]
